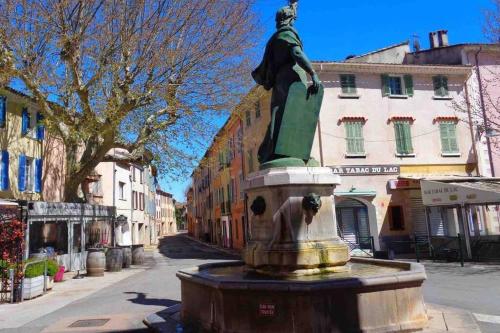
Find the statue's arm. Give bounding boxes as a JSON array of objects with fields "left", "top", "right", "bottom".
[{"left": 291, "top": 46, "right": 321, "bottom": 91}]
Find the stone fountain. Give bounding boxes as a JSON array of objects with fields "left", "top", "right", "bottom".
[{"left": 176, "top": 1, "right": 428, "bottom": 332}]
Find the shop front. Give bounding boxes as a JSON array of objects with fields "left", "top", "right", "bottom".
[{"left": 26, "top": 202, "right": 115, "bottom": 272}]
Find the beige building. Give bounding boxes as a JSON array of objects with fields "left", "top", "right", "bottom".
[
  {"left": 0, "top": 88, "right": 44, "bottom": 201},
  {"left": 156, "top": 189, "right": 177, "bottom": 236}
]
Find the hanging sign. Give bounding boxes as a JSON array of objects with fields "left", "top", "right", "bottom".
[{"left": 331, "top": 165, "right": 400, "bottom": 176}]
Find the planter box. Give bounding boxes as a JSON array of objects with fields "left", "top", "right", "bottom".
[
  {"left": 45, "top": 276, "right": 54, "bottom": 290},
  {"left": 23, "top": 276, "right": 44, "bottom": 300}
]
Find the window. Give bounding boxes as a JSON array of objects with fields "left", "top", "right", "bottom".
[
  {"left": 389, "top": 206, "right": 405, "bottom": 230},
  {"left": 235, "top": 218, "right": 239, "bottom": 240},
  {"left": 118, "top": 181, "right": 126, "bottom": 200},
  {"left": 0, "top": 96, "right": 6, "bottom": 128},
  {"left": 92, "top": 177, "right": 103, "bottom": 197},
  {"left": 239, "top": 172, "right": 244, "bottom": 200},
  {"left": 340, "top": 74, "right": 357, "bottom": 95},
  {"left": 132, "top": 191, "right": 137, "bottom": 209},
  {"left": 439, "top": 121, "right": 459, "bottom": 155},
  {"left": 245, "top": 111, "right": 251, "bottom": 127},
  {"left": 25, "top": 157, "right": 34, "bottom": 192},
  {"left": 344, "top": 121, "right": 365, "bottom": 156},
  {"left": 139, "top": 169, "right": 144, "bottom": 184},
  {"left": 247, "top": 149, "right": 254, "bottom": 173},
  {"left": 255, "top": 101, "right": 261, "bottom": 118},
  {"left": 382, "top": 75, "right": 413, "bottom": 97},
  {"left": 132, "top": 167, "right": 136, "bottom": 182},
  {"left": 433, "top": 76, "right": 449, "bottom": 97},
  {"left": 394, "top": 121, "right": 414, "bottom": 156},
  {"left": 140, "top": 193, "right": 145, "bottom": 211},
  {"left": 231, "top": 179, "right": 236, "bottom": 203}
]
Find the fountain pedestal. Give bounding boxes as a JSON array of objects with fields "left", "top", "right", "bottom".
[
  {"left": 177, "top": 167, "right": 428, "bottom": 332},
  {"left": 243, "top": 167, "right": 349, "bottom": 274}
]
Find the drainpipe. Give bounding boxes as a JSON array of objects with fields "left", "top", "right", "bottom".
[
  {"left": 475, "top": 47, "right": 496, "bottom": 177},
  {"left": 240, "top": 118, "right": 249, "bottom": 246},
  {"left": 464, "top": 84, "right": 480, "bottom": 177},
  {"left": 112, "top": 154, "right": 116, "bottom": 247}
]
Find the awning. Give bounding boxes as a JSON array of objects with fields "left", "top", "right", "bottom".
[
  {"left": 335, "top": 190, "right": 377, "bottom": 197},
  {"left": 421, "top": 180, "right": 500, "bottom": 206}
]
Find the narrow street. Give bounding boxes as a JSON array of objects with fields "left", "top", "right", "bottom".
[
  {"left": 2, "top": 235, "right": 500, "bottom": 333},
  {"left": 2, "top": 234, "right": 238, "bottom": 333}
]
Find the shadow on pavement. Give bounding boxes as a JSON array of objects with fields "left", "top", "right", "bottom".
[
  {"left": 124, "top": 292, "right": 180, "bottom": 308},
  {"left": 158, "top": 234, "right": 239, "bottom": 261}
]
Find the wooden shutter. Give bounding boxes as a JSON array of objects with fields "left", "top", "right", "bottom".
[
  {"left": 440, "top": 123, "right": 450, "bottom": 153},
  {"left": 0, "top": 96, "right": 6, "bottom": 128},
  {"left": 381, "top": 74, "right": 390, "bottom": 96},
  {"left": 346, "top": 121, "right": 364, "bottom": 154},
  {"left": 1, "top": 151, "right": 9, "bottom": 190},
  {"left": 34, "top": 158, "right": 42, "bottom": 193},
  {"left": 18, "top": 154, "right": 26, "bottom": 191},
  {"left": 21, "top": 108, "right": 29, "bottom": 136},
  {"left": 394, "top": 122, "right": 404, "bottom": 154},
  {"left": 402, "top": 122, "right": 413, "bottom": 153},
  {"left": 441, "top": 76, "right": 449, "bottom": 96},
  {"left": 36, "top": 112, "right": 45, "bottom": 141},
  {"left": 433, "top": 76, "right": 442, "bottom": 96},
  {"left": 404, "top": 75, "right": 414, "bottom": 97},
  {"left": 448, "top": 123, "right": 458, "bottom": 152}
]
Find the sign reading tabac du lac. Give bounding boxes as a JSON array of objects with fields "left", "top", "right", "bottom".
[{"left": 331, "top": 165, "right": 400, "bottom": 176}]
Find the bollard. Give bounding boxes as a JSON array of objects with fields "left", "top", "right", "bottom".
[
  {"left": 414, "top": 234, "right": 420, "bottom": 263},
  {"left": 9, "top": 268, "right": 14, "bottom": 303},
  {"left": 457, "top": 233, "right": 465, "bottom": 267}
]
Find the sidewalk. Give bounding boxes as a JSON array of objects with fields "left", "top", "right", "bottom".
[
  {"left": 0, "top": 266, "right": 146, "bottom": 329},
  {"left": 144, "top": 303, "right": 481, "bottom": 333}
]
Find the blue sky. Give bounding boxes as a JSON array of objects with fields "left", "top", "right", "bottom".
[{"left": 162, "top": 0, "right": 494, "bottom": 202}]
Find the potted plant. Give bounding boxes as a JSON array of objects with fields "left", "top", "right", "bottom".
[
  {"left": 45, "top": 260, "right": 59, "bottom": 290},
  {"left": 23, "top": 261, "right": 44, "bottom": 300}
]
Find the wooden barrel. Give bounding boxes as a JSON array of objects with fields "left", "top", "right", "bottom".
[
  {"left": 132, "top": 244, "right": 144, "bottom": 265},
  {"left": 105, "top": 247, "right": 123, "bottom": 272},
  {"left": 86, "top": 248, "right": 105, "bottom": 277},
  {"left": 120, "top": 246, "right": 132, "bottom": 268}
]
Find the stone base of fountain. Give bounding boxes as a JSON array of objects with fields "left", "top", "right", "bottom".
[
  {"left": 177, "top": 167, "right": 428, "bottom": 332},
  {"left": 177, "top": 258, "right": 428, "bottom": 333}
]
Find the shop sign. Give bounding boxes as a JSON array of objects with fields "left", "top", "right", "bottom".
[
  {"left": 421, "top": 180, "right": 500, "bottom": 206},
  {"left": 331, "top": 165, "right": 400, "bottom": 176},
  {"left": 259, "top": 303, "right": 276, "bottom": 317},
  {"left": 389, "top": 179, "right": 421, "bottom": 190}
]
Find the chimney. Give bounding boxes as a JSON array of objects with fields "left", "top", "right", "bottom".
[
  {"left": 437, "top": 30, "right": 449, "bottom": 47},
  {"left": 429, "top": 31, "right": 439, "bottom": 49},
  {"left": 429, "top": 30, "right": 449, "bottom": 48}
]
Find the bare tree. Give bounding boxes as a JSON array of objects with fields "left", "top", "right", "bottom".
[
  {"left": 0, "top": 0, "right": 259, "bottom": 202},
  {"left": 485, "top": 0, "right": 500, "bottom": 43}
]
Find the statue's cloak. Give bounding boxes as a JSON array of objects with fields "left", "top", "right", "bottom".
[{"left": 252, "top": 26, "right": 302, "bottom": 90}]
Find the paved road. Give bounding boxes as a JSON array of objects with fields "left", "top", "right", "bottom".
[
  {"left": 422, "top": 261, "right": 500, "bottom": 333},
  {"left": 4, "top": 235, "right": 500, "bottom": 332},
  {"left": 10, "top": 234, "right": 238, "bottom": 333}
]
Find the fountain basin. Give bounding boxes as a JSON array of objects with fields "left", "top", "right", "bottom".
[{"left": 177, "top": 257, "right": 428, "bottom": 333}]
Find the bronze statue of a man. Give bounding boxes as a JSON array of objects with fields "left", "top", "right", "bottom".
[{"left": 252, "top": 0, "right": 323, "bottom": 168}]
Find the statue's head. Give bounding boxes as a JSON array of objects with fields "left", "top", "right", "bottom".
[{"left": 276, "top": 5, "right": 296, "bottom": 28}]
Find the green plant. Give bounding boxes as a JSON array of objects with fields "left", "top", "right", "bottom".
[
  {"left": 46, "top": 260, "right": 59, "bottom": 277},
  {"left": 24, "top": 260, "right": 59, "bottom": 278}
]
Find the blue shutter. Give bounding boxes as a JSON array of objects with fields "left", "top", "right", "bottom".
[
  {"left": 36, "top": 112, "right": 45, "bottom": 141},
  {"left": 0, "top": 97, "right": 6, "bottom": 128},
  {"left": 18, "top": 154, "right": 26, "bottom": 192},
  {"left": 1, "top": 151, "right": 9, "bottom": 190},
  {"left": 21, "top": 108, "right": 29, "bottom": 136},
  {"left": 35, "top": 158, "right": 43, "bottom": 193}
]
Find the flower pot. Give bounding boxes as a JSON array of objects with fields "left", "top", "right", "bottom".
[
  {"left": 23, "top": 276, "right": 44, "bottom": 300},
  {"left": 44, "top": 276, "right": 54, "bottom": 290},
  {"left": 54, "top": 266, "right": 65, "bottom": 282}
]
